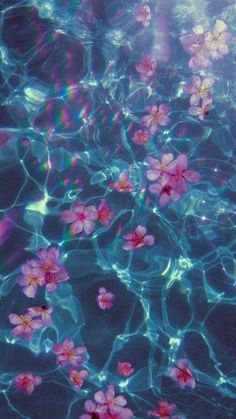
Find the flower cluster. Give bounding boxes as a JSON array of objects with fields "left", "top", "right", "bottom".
[
  {"left": 183, "top": 75, "right": 214, "bottom": 120},
  {"left": 146, "top": 153, "right": 200, "bottom": 206},
  {"left": 9, "top": 305, "right": 53, "bottom": 340}
]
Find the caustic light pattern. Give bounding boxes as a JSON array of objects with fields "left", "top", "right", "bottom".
[{"left": 0, "top": 0, "right": 235, "bottom": 418}]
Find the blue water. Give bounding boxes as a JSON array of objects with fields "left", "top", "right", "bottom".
[{"left": 0, "top": 0, "right": 236, "bottom": 418}]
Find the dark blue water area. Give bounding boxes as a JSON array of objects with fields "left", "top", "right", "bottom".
[{"left": 0, "top": 0, "right": 236, "bottom": 418}]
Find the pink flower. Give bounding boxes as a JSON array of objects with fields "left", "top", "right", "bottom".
[
  {"left": 135, "top": 57, "right": 157, "bottom": 81},
  {"left": 97, "top": 287, "right": 115, "bottom": 310},
  {"left": 148, "top": 400, "right": 177, "bottom": 418},
  {"left": 26, "top": 305, "right": 53, "bottom": 326},
  {"left": 146, "top": 153, "right": 176, "bottom": 182},
  {"left": 188, "top": 96, "right": 212, "bottom": 120},
  {"left": 142, "top": 105, "right": 170, "bottom": 134},
  {"left": 168, "top": 154, "right": 201, "bottom": 194},
  {"left": 18, "top": 260, "right": 45, "bottom": 298},
  {"left": 132, "top": 129, "right": 150, "bottom": 145},
  {"left": 69, "top": 368, "right": 88, "bottom": 389},
  {"left": 205, "top": 20, "right": 232, "bottom": 59},
  {"left": 180, "top": 25, "right": 212, "bottom": 69},
  {"left": 123, "top": 225, "right": 154, "bottom": 250},
  {"left": 149, "top": 177, "right": 181, "bottom": 207},
  {"left": 183, "top": 75, "right": 214, "bottom": 106},
  {"left": 95, "top": 385, "right": 128, "bottom": 415},
  {"left": 53, "top": 338, "right": 87, "bottom": 366},
  {"left": 9, "top": 312, "right": 43, "bottom": 340},
  {"left": 170, "top": 358, "right": 196, "bottom": 389},
  {"left": 134, "top": 4, "right": 151, "bottom": 27},
  {"left": 117, "top": 362, "right": 134, "bottom": 377},
  {"left": 110, "top": 172, "right": 133, "bottom": 192},
  {"left": 15, "top": 373, "right": 42, "bottom": 395},
  {"left": 79, "top": 400, "right": 100, "bottom": 419},
  {"left": 61, "top": 202, "right": 97, "bottom": 235},
  {"left": 97, "top": 200, "right": 113, "bottom": 227},
  {"left": 36, "top": 246, "right": 69, "bottom": 292},
  {"left": 102, "top": 410, "right": 133, "bottom": 419}
]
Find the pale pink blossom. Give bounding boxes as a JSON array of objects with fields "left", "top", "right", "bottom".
[
  {"left": 142, "top": 105, "right": 170, "bottom": 134},
  {"left": 97, "top": 200, "right": 113, "bottom": 227},
  {"left": 148, "top": 400, "right": 177, "bottom": 418},
  {"left": 170, "top": 358, "right": 196, "bottom": 389},
  {"left": 146, "top": 153, "right": 176, "bottom": 182},
  {"left": 61, "top": 202, "right": 97, "bottom": 235},
  {"left": 188, "top": 96, "right": 212, "bottom": 120},
  {"left": 110, "top": 172, "right": 133, "bottom": 192},
  {"left": 36, "top": 246, "right": 69, "bottom": 292},
  {"left": 97, "top": 287, "right": 115, "bottom": 310},
  {"left": 205, "top": 20, "right": 232, "bottom": 59},
  {"left": 9, "top": 312, "right": 43, "bottom": 340},
  {"left": 18, "top": 261, "right": 45, "bottom": 298},
  {"left": 15, "top": 373, "right": 42, "bottom": 395},
  {"left": 95, "top": 385, "right": 128, "bottom": 415},
  {"left": 149, "top": 177, "right": 181, "bottom": 207},
  {"left": 102, "top": 410, "right": 133, "bottom": 419},
  {"left": 26, "top": 305, "right": 53, "bottom": 326},
  {"left": 79, "top": 400, "right": 100, "bottom": 419},
  {"left": 53, "top": 338, "right": 87, "bottom": 366},
  {"left": 134, "top": 4, "right": 151, "bottom": 27},
  {"left": 135, "top": 57, "right": 157, "bottom": 81},
  {"left": 123, "top": 225, "right": 154, "bottom": 250},
  {"left": 117, "top": 362, "right": 134, "bottom": 377},
  {"left": 168, "top": 154, "right": 201, "bottom": 194},
  {"left": 183, "top": 75, "right": 214, "bottom": 106},
  {"left": 69, "top": 368, "right": 88, "bottom": 389},
  {"left": 132, "top": 129, "right": 150, "bottom": 145}
]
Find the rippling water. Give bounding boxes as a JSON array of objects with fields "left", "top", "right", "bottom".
[{"left": 0, "top": 0, "right": 236, "bottom": 418}]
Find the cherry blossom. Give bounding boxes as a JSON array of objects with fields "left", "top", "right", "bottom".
[
  {"left": 61, "top": 202, "right": 97, "bottom": 235},
  {"left": 79, "top": 400, "right": 100, "bottom": 419},
  {"left": 36, "top": 246, "right": 69, "bottom": 292},
  {"left": 9, "top": 312, "right": 43, "bottom": 340},
  {"left": 53, "top": 338, "right": 87, "bottom": 366},
  {"left": 183, "top": 75, "right": 214, "bottom": 106},
  {"left": 146, "top": 153, "right": 176, "bottom": 182},
  {"left": 134, "top": 4, "right": 151, "bottom": 27},
  {"left": 26, "top": 305, "right": 53, "bottom": 326},
  {"left": 15, "top": 373, "right": 42, "bottom": 395},
  {"left": 188, "top": 96, "right": 212, "bottom": 120},
  {"left": 170, "top": 358, "right": 196, "bottom": 389},
  {"left": 205, "top": 20, "right": 232, "bottom": 59},
  {"left": 123, "top": 225, "right": 154, "bottom": 250},
  {"left": 95, "top": 385, "right": 128, "bottom": 415},
  {"left": 167, "top": 154, "right": 201, "bottom": 194},
  {"left": 69, "top": 368, "right": 88, "bottom": 389},
  {"left": 142, "top": 105, "right": 170, "bottom": 134},
  {"left": 97, "top": 199, "right": 113, "bottom": 227},
  {"left": 149, "top": 177, "right": 181, "bottom": 207},
  {"left": 110, "top": 172, "right": 133, "bottom": 192},
  {"left": 97, "top": 287, "right": 115, "bottom": 310},
  {"left": 117, "top": 362, "right": 134, "bottom": 377},
  {"left": 148, "top": 400, "right": 177, "bottom": 418},
  {"left": 132, "top": 129, "right": 150, "bottom": 145},
  {"left": 18, "top": 260, "right": 45, "bottom": 298},
  {"left": 135, "top": 56, "right": 157, "bottom": 81}
]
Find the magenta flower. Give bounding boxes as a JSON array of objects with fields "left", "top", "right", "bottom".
[
  {"left": 79, "top": 400, "right": 100, "bottom": 419},
  {"left": 188, "top": 95, "right": 212, "bottom": 120},
  {"left": 170, "top": 358, "right": 196, "bottom": 389},
  {"left": 15, "top": 373, "right": 42, "bottom": 395},
  {"left": 69, "top": 368, "right": 88, "bottom": 389},
  {"left": 95, "top": 385, "right": 128, "bottom": 415},
  {"left": 96, "top": 199, "right": 113, "bottom": 227},
  {"left": 53, "top": 338, "right": 87, "bottom": 366},
  {"left": 132, "top": 129, "right": 150, "bottom": 145},
  {"left": 148, "top": 400, "right": 177, "bottom": 418},
  {"left": 26, "top": 305, "right": 53, "bottom": 326},
  {"left": 149, "top": 177, "right": 181, "bottom": 207},
  {"left": 135, "top": 57, "right": 157, "bottom": 81},
  {"left": 134, "top": 4, "right": 151, "bottom": 27},
  {"left": 110, "top": 172, "right": 133, "bottom": 192},
  {"left": 123, "top": 225, "right": 154, "bottom": 250},
  {"left": 61, "top": 202, "right": 97, "bottom": 235},
  {"left": 142, "top": 105, "right": 170, "bottom": 134},
  {"left": 9, "top": 312, "right": 43, "bottom": 340},
  {"left": 36, "top": 246, "right": 69, "bottom": 292},
  {"left": 117, "top": 362, "right": 134, "bottom": 377},
  {"left": 97, "top": 287, "right": 115, "bottom": 310},
  {"left": 146, "top": 153, "right": 176, "bottom": 182},
  {"left": 183, "top": 75, "right": 214, "bottom": 106},
  {"left": 18, "top": 261, "right": 45, "bottom": 298}
]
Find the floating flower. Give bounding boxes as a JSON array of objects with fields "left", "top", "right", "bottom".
[
  {"left": 110, "top": 172, "right": 133, "bottom": 192},
  {"left": 15, "top": 373, "right": 42, "bottom": 395},
  {"left": 167, "top": 154, "right": 201, "bottom": 194},
  {"left": 79, "top": 400, "right": 100, "bottom": 419},
  {"left": 149, "top": 177, "right": 181, "bottom": 207},
  {"left": 134, "top": 4, "right": 151, "bottom": 27},
  {"left": 117, "top": 362, "right": 134, "bottom": 377},
  {"left": 9, "top": 312, "right": 43, "bottom": 340},
  {"left": 97, "top": 199, "right": 113, "bottom": 227},
  {"left": 26, "top": 305, "right": 53, "bottom": 326},
  {"left": 132, "top": 129, "right": 150, "bottom": 145},
  {"left": 146, "top": 153, "right": 176, "bottom": 182},
  {"left": 36, "top": 246, "right": 69, "bottom": 292},
  {"left": 170, "top": 358, "right": 196, "bottom": 389},
  {"left": 183, "top": 75, "right": 214, "bottom": 106},
  {"left": 188, "top": 95, "right": 212, "bottom": 120},
  {"left": 53, "top": 338, "right": 87, "bottom": 366},
  {"left": 148, "top": 400, "right": 177, "bottom": 418},
  {"left": 18, "top": 260, "right": 45, "bottom": 298},
  {"left": 61, "top": 202, "right": 97, "bottom": 235},
  {"left": 142, "top": 105, "right": 170, "bottom": 134},
  {"left": 123, "top": 225, "right": 154, "bottom": 250},
  {"left": 95, "top": 385, "right": 128, "bottom": 415},
  {"left": 97, "top": 287, "right": 115, "bottom": 310},
  {"left": 69, "top": 368, "right": 88, "bottom": 389},
  {"left": 205, "top": 20, "right": 232, "bottom": 59},
  {"left": 135, "top": 57, "right": 157, "bottom": 81}
]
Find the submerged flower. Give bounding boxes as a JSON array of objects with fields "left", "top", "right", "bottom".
[
  {"left": 53, "top": 338, "right": 86, "bottom": 366},
  {"left": 110, "top": 172, "right": 133, "bottom": 192},
  {"left": 142, "top": 105, "right": 170, "bottom": 134},
  {"left": 61, "top": 202, "right": 97, "bottom": 236},
  {"left": 170, "top": 358, "right": 196, "bottom": 389},
  {"left": 188, "top": 95, "right": 212, "bottom": 120},
  {"left": 18, "top": 261, "right": 45, "bottom": 298},
  {"left": 149, "top": 178, "right": 181, "bottom": 207},
  {"left": 183, "top": 75, "right": 214, "bottom": 106},
  {"left": 134, "top": 4, "right": 151, "bottom": 27},
  {"left": 132, "top": 129, "right": 150, "bottom": 145},
  {"left": 15, "top": 373, "right": 42, "bottom": 395},
  {"left": 135, "top": 56, "right": 157, "bottom": 81},
  {"left": 95, "top": 385, "right": 127, "bottom": 415},
  {"left": 36, "top": 246, "right": 69, "bottom": 292},
  {"left": 9, "top": 312, "right": 43, "bottom": 340},
  {"left": 148, "top": 400, "right": 177, "bottom": 418},
  {"left": 69, "top": 368, "right": 88, "bottom": 389},
  {"left": 117, "top": 362, "right": 134, "bottom": 377},
  {"left": 26, "top": 305, "right": 53, "bottom": 326},
  {"left": 97, "top": 200, "right": 113, "bottom": 227},
  {"left": 146, "top": 153, "right": 176, "bottom": 182},
  {"left": 205, "top": 20, "right": 232, "bottom": 59},
  {"left": 168, "top": 154, "right": 201, "bottom": 194},
  {"left": 97, "top": 287, "right": 115, "bottom": 310},
  {"left": 79, "top": 400, "right": 100, "bottom": 419},
  {"left": 123, "top": 225, "right": 154, "bottom": 250}
]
